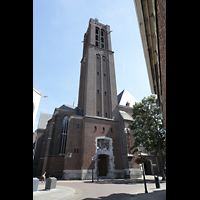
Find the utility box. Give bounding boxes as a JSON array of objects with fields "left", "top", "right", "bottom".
[
  {"left": 154, "top": 176, "right": 160, "bottom": 188},
  {"left": 33, "top": 178, "right": 39, "bottom": 192},
  {"left": 45, "top": 177, "right": 57, "bottom": 190}
]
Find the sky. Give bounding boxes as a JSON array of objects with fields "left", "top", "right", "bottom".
[{"left": 33, "top": 0, "right": 152, "bottom": 131}]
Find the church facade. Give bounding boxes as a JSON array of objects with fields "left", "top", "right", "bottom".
[{"left": 35, "top": 18, "right": 141, "bottom": 180}]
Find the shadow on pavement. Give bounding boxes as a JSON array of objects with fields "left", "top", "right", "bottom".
[{"left": 82, "top": 189, "right": 166, "bottom": 200}]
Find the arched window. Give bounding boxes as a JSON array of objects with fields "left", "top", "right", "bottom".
[
  {"left": 59, "top": 115, "right": 69, "bottom": 154},
  {"left": 62, "top": 115, "right": 68, "bottom": 133}
]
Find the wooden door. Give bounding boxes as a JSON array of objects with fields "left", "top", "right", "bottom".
[{"left": 98, "top": 155, "right": 107, "bottom": 176}]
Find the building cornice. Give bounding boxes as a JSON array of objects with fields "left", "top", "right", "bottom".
[{"left": 33, "top": 87, "right": 41, "bottom": 96}]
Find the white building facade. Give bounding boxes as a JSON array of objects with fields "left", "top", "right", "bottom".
[{"left": 33, "top": 87, "right": 41, "bottom": 130}]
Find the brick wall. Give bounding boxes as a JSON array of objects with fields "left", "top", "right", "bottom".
[
  {"left": 156, "top": 0, "right": 166, "bottom": 127},
  {"left": 80, "top": 117, "right": 122, "bottom": 170},
  {"left": 64, "top": 116, "right": 83, "bottom": 170}
]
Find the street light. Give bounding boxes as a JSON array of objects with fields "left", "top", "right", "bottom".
[
  {"left": 138, "top": 144, "right": 148, "bottom": 193},
  {"left": 92, "top": 155, "right": 94, "bottom": 182}
]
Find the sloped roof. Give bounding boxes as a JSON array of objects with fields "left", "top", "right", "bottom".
[
  {"left": 59, "top": 104, "right": 76, "bottom": 111},
  {"left": 117, "top": 90, "right": 124, "bottom": 104},
  {"left": 119, "top": 110, "right": 133, "bottom": 121},
  {"left": 38, "top": 112, "right": 52, "bottom": 129},
  {"left": 117, "top": 89, "right": 138, "bottom": 107},
  {"left": 33, "top": 87, "right": 41, "bottom": 96}
]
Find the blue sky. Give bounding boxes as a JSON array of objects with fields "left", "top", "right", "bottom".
[{"left": 33, "top": 0, "right": 152, "bottom": 130}]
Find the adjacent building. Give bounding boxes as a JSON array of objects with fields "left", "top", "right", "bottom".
[
  {"left": 33, "top": 87, "right": 41, "bottom": 144},
  {"left": 134, "top": 0, "right": 166, "bottom": 127},
  {"left": 33, "top": 87, "right": 41, "bottom": 130},
  {"left": 33, "top": 112, "right": 52, "bottom": 161}
]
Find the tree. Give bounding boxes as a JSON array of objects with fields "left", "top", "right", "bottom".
[{"left": 129, "top": 95, "right": 166, "bottom": 180}]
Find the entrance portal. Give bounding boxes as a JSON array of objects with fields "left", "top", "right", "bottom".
[{"left": 98, "top": 155, "right": 108, "bottom": 176}]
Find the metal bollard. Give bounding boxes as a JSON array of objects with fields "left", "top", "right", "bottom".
[
  {"left": 45, "top": 177, "right": 57, "bottom": 190},
  {"left": 154, "top": 176, "right": 160, "bottom": 188},
  {"left": 33, "top": 178, "right": 39, "bottom": 191}
]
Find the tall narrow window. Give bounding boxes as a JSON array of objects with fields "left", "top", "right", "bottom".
[
  {"left": 101, "top": 29, "right": 105, "bottom": 49},
  {"left": 60, "top": 115, "right": 69, "bottom": 154},
  {"left": 95, "top": 27, "right": 99, "bottom": 47},
  {"left": 74, "top": 148, "right": 79, "bottom": 154}
]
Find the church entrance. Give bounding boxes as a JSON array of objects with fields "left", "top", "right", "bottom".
[{"left": 98, "top": 154, "right": 108, "bottom": 176}]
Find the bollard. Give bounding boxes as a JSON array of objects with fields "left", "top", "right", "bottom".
[
  {"left": 154, "top": 176, "right": 160, "bottom": 188},
  {"left": 33, "top": 178, "right": 39, "bottom": 192},
  {"left": 45, "top": 177, "right": 57, "bottom": 190}
]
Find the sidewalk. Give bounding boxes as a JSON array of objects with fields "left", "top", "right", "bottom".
[
  {"left": 33, "top": 183, "right": 74, "bottom": 200},
  {"left": 33, "top": 176, "right": 166, "bottom": 200}
]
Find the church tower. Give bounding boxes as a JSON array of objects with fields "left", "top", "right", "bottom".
[
  {"left": 78, "top": 18, "right": 119, "bottom": 120},
  {"left": 36, "top": 18, "right": 142, "bottom": 180}
]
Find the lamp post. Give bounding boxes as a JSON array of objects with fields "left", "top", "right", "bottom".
[
  {"left": 91, "top": 155, "right": 94, "bottom": 182},
  {"left": 138, "top": 145, "right": 148, "bottom": 193}
]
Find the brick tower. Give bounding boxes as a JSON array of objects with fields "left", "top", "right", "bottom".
[
  {"left": 63, "top": 18, "right": 123, "bottom": 179},
  {"left": 78, "top": 18, "right": 119, "bottom": 120}
]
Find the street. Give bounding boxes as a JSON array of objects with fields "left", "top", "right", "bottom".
[{"left": 33, "top": 176, "right": 166, "bottom": 200}]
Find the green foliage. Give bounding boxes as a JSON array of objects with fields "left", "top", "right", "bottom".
[{"left": 129, "top": 95, "right": 166, "bottom": 154}]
